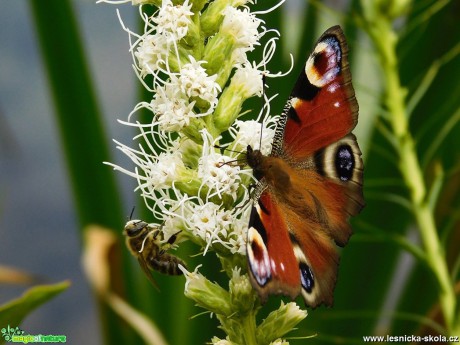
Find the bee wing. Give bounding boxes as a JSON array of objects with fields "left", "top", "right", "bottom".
[{"left": 138, "top": 257, "right": 160, "bottom": 291}]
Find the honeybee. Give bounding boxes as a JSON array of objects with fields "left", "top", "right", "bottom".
[{"left": 124, "top": 219, "right": 186, "bottom": 286}]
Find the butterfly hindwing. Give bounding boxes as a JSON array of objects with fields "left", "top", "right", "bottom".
[
  {"left": 246, "top": 26, "right": 364, "bottom": 307},
  {"left": 247, "top": 188, "right": 340, "bottom": 307},
  {"left": 247, "top": 191, "right": 301, "bottom": 301}
]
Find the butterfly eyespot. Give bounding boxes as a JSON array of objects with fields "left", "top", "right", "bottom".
[
  {"left": 299, "top": 262, "right": 315, "bottom": 293},
  {"left": 247, "top": 227, "right": 271, "bottom": 287},
  {"left": 305, "top": 37, "right": 342, "bottom": 88},
  {"left": 335, "top": 144, "right": 354, "bottom": 181}
]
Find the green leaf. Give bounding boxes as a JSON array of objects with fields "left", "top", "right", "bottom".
[
  {"left": 29, "top": 0, "right": 123, "bottom": 230},
  {"left": 0, "top": 281, "right": 70, "bottom": 332},
  {"left": 29, "top": 0, "right": 132, "bottom": 343}
]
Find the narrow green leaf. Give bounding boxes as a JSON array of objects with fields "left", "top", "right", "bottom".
[
  {"left": 0, "top": 281, "right": 70, "bottom": 329},
  {"left": 29, "top": 0, "right": 131, "bottom": 343},
  {"left": 354, "top": 220, "right": 427, "bottom": 263},
  {"left": 29, "top": 0, "right": 123, "bottom": 230},
  {"left": 422, "top": 107, "right": 460, "bottom": 168}
]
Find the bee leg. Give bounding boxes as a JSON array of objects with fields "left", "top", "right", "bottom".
[
  {"left": 166, "top": 230, "right": 182, "bottom": 245},
  {"left": 150, "top": 229, "right": 161, "bottom": 240}
]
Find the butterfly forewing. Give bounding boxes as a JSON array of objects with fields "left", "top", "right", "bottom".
[{"left": 278, "top": 26, "right": 359, "bottom": 160}]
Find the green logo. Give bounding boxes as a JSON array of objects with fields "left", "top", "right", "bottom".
[
  {"left": 1, "top": 325, "right": 66, "bottom": 344},
  {"left": 1, "top": 325, "right": 24, "bottom": 342}
]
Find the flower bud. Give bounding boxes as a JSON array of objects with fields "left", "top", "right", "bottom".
[
  {"left": 256, "top": 302, "right": 307, "bottom": 344},
  {"left": 182, "top": 266, "right": 233, "bottom": 316}
]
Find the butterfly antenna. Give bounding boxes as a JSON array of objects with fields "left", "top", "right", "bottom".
[
  {"left": 217, "top": 158, "right": 247, "bottom": 168},
  {"left": 259, "top": 74, "right": 267, "bottom": 151},
  {"left": 214, "top": 144, "right": 245, "bottom": 156}
]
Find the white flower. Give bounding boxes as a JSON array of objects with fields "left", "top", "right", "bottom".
[
  {"left": 130, "top": 0, "right": 196, "bottom": 77},
  {"left": 229, "top": 117, "right": 277, "bottom": 156},
  {"left": 185, "top": 201, "right": 233, "bottom": 254},
  {"left": 212, "top": 337, "right": 237, "bottom": 345},
  {"left": 134, "top": 33, "right": 169, "bottom": 77},
  {"left": 181, "top": 192, "right": 250, "bottom": 255},
  {"left": 108, "top": 136, "right": 187, "bottom": 193},
  {"left": 224, "top": 207, "right": 249, "bottom": 255},
  {"left": 149, "top": 58, "right": 222, "bottom": 130},
  {"left": 153, "top": 0, "right": 193, "bottom": 42},
  {"left": 197, "top": 130, "right": 241, "bottom": 200},
  {"left": 269, "top": 340, "right": 289, "bottom": 345},
  {"left": 198, "top": 157, "right": 241, "bottom": 199},
  {"left": 177, "top": 57, "right": 221, "bottom": 109},
  {"left": 147, "top": 151, "right": 185, "bottom": 188},
  {"left": 231, "top": 64, "right": 264, "bottom": 98},
  {"left": 221, "top": 6, "right": 262, "bottom": 51},
  {"left": 151, "top": 82, "right": 197, "bottom": 132}
]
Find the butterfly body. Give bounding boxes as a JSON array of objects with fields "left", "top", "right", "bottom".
[{"left": 246, "top": 26, "right": 364, "bottom": 308}]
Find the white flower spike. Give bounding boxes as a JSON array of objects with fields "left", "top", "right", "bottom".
[{"left": 102, "top": 0, "right": 307, "bottom": 343}]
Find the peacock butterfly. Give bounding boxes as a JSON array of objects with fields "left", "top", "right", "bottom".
[{"left": 246, "top": 26, "right": 364, "bottom": 308}]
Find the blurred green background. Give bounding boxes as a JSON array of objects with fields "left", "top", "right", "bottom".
[{"left": 1, "top": 0, "right": 459, "bottom": 344}]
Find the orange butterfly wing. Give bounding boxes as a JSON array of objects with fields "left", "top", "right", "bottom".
[
  {"left": 247, "top": 26, "right": 364, "bottom": 307},
  {"left": 279, "top": 26, "right": 359, "bottom": 160}
]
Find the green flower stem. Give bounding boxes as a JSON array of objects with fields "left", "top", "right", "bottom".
[
  {"left": 183, "top": 266, "right": 303, "bottom": 345},
  {"left": 241, "top": 312, "right": 258, "bottom": 345},
  {"left": 217, "top": 311, "right": 258, "bottom": 345},
  {"left": 363, "top": 14, "right": 457, "bottom": 337}
]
